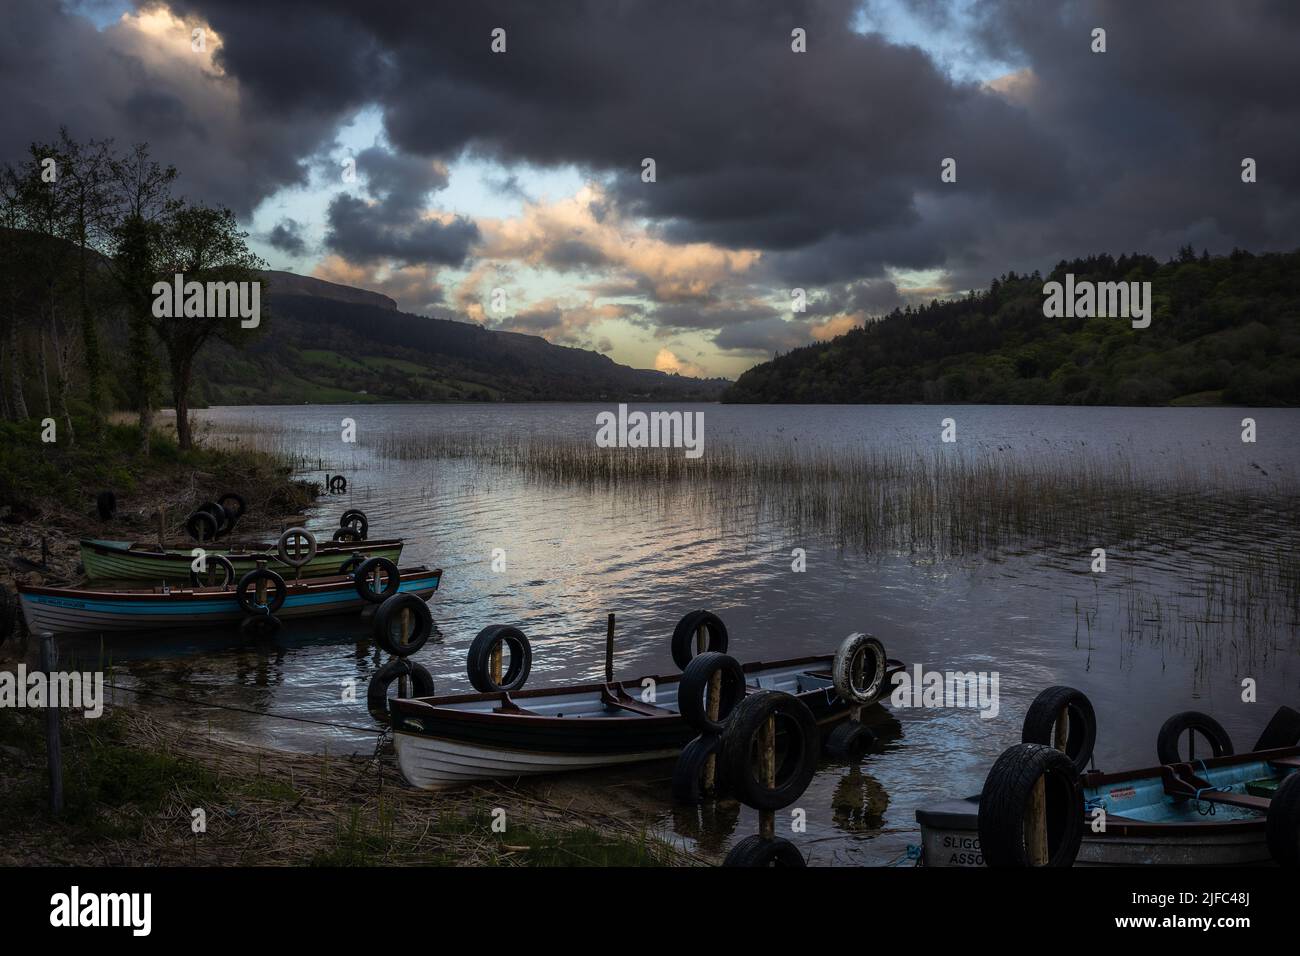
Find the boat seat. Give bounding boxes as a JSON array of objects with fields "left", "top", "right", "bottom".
[
  {"left": 1162, "top": 766, "right": 1272, "bottom": 811},
  {"left": 493, "top": 692, "right": 538, "bottom": 716},
  {"left": 1186, "top": 790, "right": 1272, "bottom": 812},
  {"left": 600, "top": 684, "right": 675, "bottom": 717}
]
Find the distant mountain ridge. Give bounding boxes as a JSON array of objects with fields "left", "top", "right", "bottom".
[{"left": 189, "top": 271, "right": 729, "bottom": 405}]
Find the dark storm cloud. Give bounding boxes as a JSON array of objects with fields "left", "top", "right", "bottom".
[
  {"left": 266, "top": 218, "right": 307, "bottom": 256},
  {"left": 0, "top": 0, "right": 350, "bottom": 217},
  {"left": 324, "top": 195, "right": 479, "bottom": 266},
  {"left": 158, "top": 0, "right": 1072, "bottom": 283},
  {"left": 647, "top": 302, "right": 781, "bottom": 334},
  {"left": 321, "top": 145, "right": 479, "bottom": 266},
  {"left": 7, "top": 0, "right": 1298, "bottom": 310},
  {"left": 713, "top": 316, "right": 822, "bottom": 355}
]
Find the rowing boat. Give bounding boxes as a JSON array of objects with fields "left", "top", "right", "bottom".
[
  {"left": 17, "top": 567, "right": 441, "bottom": 635},
  {"left": 79, "top": 537, "right": 404, "bottom": 582},
  {"left": 389, "top": 654, "right": 905, "bottom": 790},
  {"left": 916, "top": 745, "right": 1300, "bottom": 866}
]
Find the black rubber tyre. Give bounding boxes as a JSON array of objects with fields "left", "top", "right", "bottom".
[
  {"left": 353, "top": 557, "right": 400, "bottom": 604},
  {"left": 277, "top": 528, "right": 317, "bottom": 569},
  {"left": 339, "top": 508, "right": 369, "bottom": 540},
  {"left": 722, "top": 835, "right": 806, "bottom": 867},
  {"left": 1254, "top": 706, "right": 1300, "bottom": 752},
  {"left": 678, "top": 652, "right": 746, "bottom": 735},
  {"left": 823, "top": 720, "right": 876, "bottom": 763},
  {"left": 671, "top": 734, "right": 724, "bottom": 804},
  {"left": 338, "top": 553, "right": 366, "bottom": 575},
  {"left": 374, "top": 593, "right": 433, "bottom": 656},
  {"left": 197, "top": 501, "right": 230, "bottom": 536},
  {"left": 236, "top": 568, "right": 287, "bottom": 614},
  {"left": 466, "top": 625, "right": 532, "bottom": 693},
  {"left": 240, "top": 613, "right": 281, "bottom": 639},
  {"left": 1157, "top": 711, "right": 1234, "bottom": 765},
  {"left": 1265, "top": 772, "right": 1300, "bottom": 866},
  {"left": 670, "top": 609, "right": 729, "bottom": 671},
  {"left": 720, "top": 690, "right": 819, "bottom": 811},
  {"left": 1021, "top": 686, "right": 1098, "bottom": 773},
  {"left": 832, "top": 632, "right": 888, "bottom": 706},
  {"left": 95, "top": 490, "right": 116, "bottom": 521},
  {"left": 218, "top": 492, "right": 247, "bottom": 521},
  {"left": 978, "top": 743, "right": 1084, "bottom": 867},
  {"left": 367, "top": 659, "right": 435, "bottom": 721},
  {"left": 189, "top": 553, "right": 236, "bottom": 588},
  {"left": 328, "top": 475, "right": 348, "bottom": 494},
  {"left": 185, "top": 510, "right": 219, "bottom": 543},
  {"left": 333, "top": 527, "right": 364, "bottom": 543}
]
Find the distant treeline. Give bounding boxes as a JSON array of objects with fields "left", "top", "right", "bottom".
[{"left": 724, "top": 248, "right": 1300, "bottom": 406}]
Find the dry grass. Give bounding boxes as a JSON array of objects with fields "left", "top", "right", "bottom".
[{"left": 0, "top": 708, "right": 698, "bottom": 867}]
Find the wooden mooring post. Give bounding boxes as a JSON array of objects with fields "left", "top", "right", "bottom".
[
  {"left": 1026, "top": 706, "right": 1070, "bottom": 866},
  {"left": 758, "top": 714, "right": 776, "bottom": 841},
  {"left": 698, "top": 623, "right": 721, "bottom": 794},
  {"left": 40, "top": 632, "right": 63, "bottom": 815}
]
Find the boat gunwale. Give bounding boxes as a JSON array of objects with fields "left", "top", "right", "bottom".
[
  {"left": 80, "top": 536, "right": 404, "bottom": 561},
  {"left": 390, "top": 657, "right": 904, "bottom": 728},
  {"left": 18, "top": 566, "right": 442, "bottom": 601}
]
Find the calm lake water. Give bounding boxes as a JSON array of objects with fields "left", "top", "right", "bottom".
[{"left": 75, "top": 403, "right": 1300, "bottom": 865}]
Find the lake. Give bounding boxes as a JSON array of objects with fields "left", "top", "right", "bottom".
[{"left": 79, "top": 402, "right": 1300, "bottom": 865}]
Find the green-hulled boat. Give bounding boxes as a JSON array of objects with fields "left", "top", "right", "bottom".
[{"left": 79, "top": 537, "right": 404, "bottom": 583}]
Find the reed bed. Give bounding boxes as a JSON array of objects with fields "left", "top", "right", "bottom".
[{"left": 366, "top": 429, "right": 1299, "bottom": 564}]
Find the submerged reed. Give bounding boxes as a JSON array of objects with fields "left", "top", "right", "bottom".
[{"left": 367, "top": 429, "right": 1297, "bottom": 562}]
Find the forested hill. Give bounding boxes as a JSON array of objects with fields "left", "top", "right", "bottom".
[{"left": 723, "top": 249, "right": 1300, "bottom": 406}]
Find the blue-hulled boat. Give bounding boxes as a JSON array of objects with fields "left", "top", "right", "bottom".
[
  {"left": 17, "top": 567, "right": 442, "bottom": 636},
  {"left": 917, "top": 745, "right": 1300, "bottom": 866}
]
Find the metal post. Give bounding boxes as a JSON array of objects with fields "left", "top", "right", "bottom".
[
  {"left": 40, "top": 632, "right": 63, "bottom": 815},
  {"left": 604, "top": 613, "right": 615, "bottom": 683}
]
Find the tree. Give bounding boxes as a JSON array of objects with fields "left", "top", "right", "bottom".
[
  {"left": 58, "top": 129, "right": 115, "bottom": 436},
  {"left": 0, "top": 171, "right": 30, "bottom": 420},
  {"left": 106, "top": 144, "right": 177, "bottom": 454},
  {"left": 16, "top": 141, "right": 78, "bottom": 443},
  {"left": 154, "top": 202, "right": 266, "bottom": 450}
]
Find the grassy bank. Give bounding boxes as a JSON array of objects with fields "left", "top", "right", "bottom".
[
  {"left": 0, "top": 707, "right": 690, "bottom": 867},
  {"left": 0, "top": 414, "right": 316, "bottom": 606}
]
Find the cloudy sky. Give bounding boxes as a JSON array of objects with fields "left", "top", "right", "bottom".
[{"left": 4, "top": 1, "right": 1297, "bottom": 378}]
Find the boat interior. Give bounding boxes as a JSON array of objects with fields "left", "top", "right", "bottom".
[
  {"left": 1085, "top": 753, "right": 1300, "bottom": 824},
  {"left": 424, "top": 660, "right": 843, "bottom": 718}
]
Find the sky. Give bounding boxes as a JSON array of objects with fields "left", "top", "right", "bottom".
[{"left": 3, "top": 1, "right": 1298, "bottom": 379}]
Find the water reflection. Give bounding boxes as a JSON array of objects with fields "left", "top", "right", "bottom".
[{"left": 65, "top": 402, "right": 1295, "bottom": 864}]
